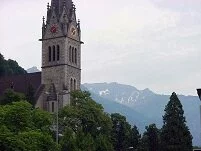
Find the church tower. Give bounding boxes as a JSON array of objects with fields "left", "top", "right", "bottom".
[{"left": 35, "top": 0, "right": 83, "bottom": 112}]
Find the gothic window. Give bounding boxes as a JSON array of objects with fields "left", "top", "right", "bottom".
[
  {"left": 70, "top": 78, "right": 73, "bottom": 91},
  {"left": 69, "top": 46, "right": 72, "bottom": 62},
  {"left": 74, "top": 79, "right": 76, "bottom": 90},
  {"left": 75, "top": 48, "right": 77, "bottom": 64},
  {"left": 52, "top": 102, "right": 55, "bottom": 112},
  {"left": 72, "top": 47, "right": 74, "bottom": 63},
  {"left": 48, "top": 46, "right": 51, "bottom": 62},
  {"left": 57, "top": 45, "right": 60, "bottom": 61},
  {"left": 53, "top": 45, "right": 56, "bottom": 61}
]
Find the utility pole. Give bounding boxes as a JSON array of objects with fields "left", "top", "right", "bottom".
[{"left": 56, "top": 92, "right": 59, "bottom": 144}]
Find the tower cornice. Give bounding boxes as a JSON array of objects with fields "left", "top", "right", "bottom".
[{"left": 39, "top": 36, "right": 84, "bottom": 44}]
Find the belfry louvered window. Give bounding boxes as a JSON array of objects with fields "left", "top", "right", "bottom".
[
  {"left": 52, "top": 102, "right": 55, "bottom": 112},
  {"left": 75, "top": 48, "right": 77, "bottom": 64},
  {"left": 48, "top": 46, "right": 51, "bottom": 62},
  {"left": 72, "top": 47, "right": 74, "bottom": 63},
  {"left": 53, "top": 45, "right": 56, "bottom": 61},
  {"left": 74, "top": 79, "right": 76, "bottom": 90},
  {"left": 69, "top": 46, "right": 72, "bottom": 62},
  {"left": 70, "top": 78, "right": 73, "bottom": 91},
  {"left": 57, "top": 45, "right": 60, "bottom": 61}
]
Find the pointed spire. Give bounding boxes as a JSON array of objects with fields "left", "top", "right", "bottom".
[{"left": 50, "top": 0, "right": 73, "bottom": 18}]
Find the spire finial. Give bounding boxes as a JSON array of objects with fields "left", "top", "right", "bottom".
[
  {"left": 71, "top": 2, "right": 76, "bottom": 11},
  {"left": 72, "top": 1, "right": 74, "bottom": 8},
  {"left": 43, "top": 16, "right": 45, "bottom": 23},
  {"left": 47, "top": 3, "right": 50, "bottom": 10},
  {"left": 52, "top": 1, "right": 55, "bottom": 9},
  {"left": 42, "top": 16, "right": 45, "bottom": 27},
  {"left": 63, "top": 0, "right": 66, "bottom": 7}
]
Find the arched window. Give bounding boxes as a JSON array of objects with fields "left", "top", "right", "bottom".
[
  {"left": 75, "top": 48, "right": 77, "bottom": 64},
  {"left": 48, "top": 46, "right": 51, "bottom": 62},
  {"left": 70, "top": 78, "right": 73, "bottom": 91},
  {"left": 72, "top": 47, "right": 74, "bottom": 63},
  {"left": 74, "top": 79, "right": 76, "bottom": 90},
  {"left": 53, "top": 45, "right": 56, "bottom": 61},
  {"left": 52, "top": 102, "right": 55, "bottom": 112},
  {"left": 57, "top": 45, "right": 60, "bottom": 61},
  {"left": 69, "top": 46, "right": 72, "bottom": 62}
]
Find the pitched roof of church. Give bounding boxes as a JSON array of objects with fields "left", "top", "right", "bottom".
[{"left": 0, "top": 72, "right": 41, "bottom": 96}]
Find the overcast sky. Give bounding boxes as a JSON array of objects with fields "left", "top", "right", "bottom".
[{"left": 1, "top": 0, "right": 201, "bottom": 95}]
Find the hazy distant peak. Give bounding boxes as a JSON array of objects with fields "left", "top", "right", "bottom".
[
  {"left": 142, "top": 88, "right": 154, "bottom": 94},
  {"left": 27, "top": 66, "right": 40, "bottom": 73}
]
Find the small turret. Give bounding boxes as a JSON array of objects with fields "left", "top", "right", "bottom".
[
  {"left": 77, "top": 19, "right": 81, "bottom": 39},
  {"left": 42, "top": 16, "right": 45, "bottom": 27},
  {"left": 42, "top": 16, "right": 46, "bottom": 38},
  {"left": 70, "top": 2, "right": 76, "bottom": 23}
]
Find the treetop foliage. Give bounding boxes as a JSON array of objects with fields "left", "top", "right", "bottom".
[
  {"left": 161, "top": 92, "right": 193, "bottom": 151},
  {"left": 0, "top": 88, "right": 193, "bottom": 151},
  {"left": 0, "top": 101, "right": 58, "bottom": 151},
  {"left": 0, "top": 89, "right": 26, "bottom": 105},
  {"left": 0, "top": 53, "right": 26, "bottom": 77}
]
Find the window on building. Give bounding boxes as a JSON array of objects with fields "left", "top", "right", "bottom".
[
  {"left": 70, "top": 78, "right": 73, "bottom": 91},
  {"left": 75, "top": 48, "right": 77, "bottom": 64},
  {"left": 69, "top": 46, "right": 72, "bottom": 62},
  {"left": 57, "top": 45, "right": 60, "bottom": 61},
  {"left": 53, "top": 45, "right": 56, "bottom": 61},
  {"left": 74, "top": 79, "right": 76, "bottom": 90},
  {"left": 72, "top": 47, "right": 74, "bottom": 63},
  {"left": 48, "top": 46, "right": 51, "bottom": 62},
  {"left": 52, "top": 102, "right": 55, "bottom": 112}
]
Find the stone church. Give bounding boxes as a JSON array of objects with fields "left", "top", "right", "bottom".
[{"left": 0, "top": 0, "right": 83, "bottom": 112}]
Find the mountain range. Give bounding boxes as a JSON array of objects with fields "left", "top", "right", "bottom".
[
  {"left": 27, "top": 67, "right": 201, "bottom": 146},
  {"left": 82, "top": 82, "right": 201, "bottom": 146}
]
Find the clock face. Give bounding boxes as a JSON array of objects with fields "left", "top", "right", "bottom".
[
  {"left": 70, "top": 25, "right": 77, "bottom": 37},
  {"left": 50, "top": 25, "right": 57, "bottom": 33}
]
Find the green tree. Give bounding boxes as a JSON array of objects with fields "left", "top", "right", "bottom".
[
  {"left": 0, "top": 53, "right": 6, "bottom": 76},
  {"left": 95, "top": 134, "right": 114, "bottom": 151},
  {"left": 0, "top": 101, "right": 58, "bottom": 151},
  {"left": 0, "top": 53, "right": 26, "bottom": 77},
  {"left": 160, "top": 92, "right": 193, "bottom": 151},
  {"left": 129, "top": 125, "right": 141, "bottom": 150},
  {"left": 111, "top": 113, "right": 131, "bottom": 151},
  {"left": 18, "top": 131, "right": 58, "bottom": 151},
  {"left": 140, "top": 124, "right": 160, "bottom": 151},
  {"left": 59, "top": 91, "right": 114, "bottom": 151},
  {"left": 60, "top": 127, "right": 78, "bottom": 151},
  {"left": 0, "top": 89, "right": 26, "bottom": 105},
  {"left": 76, "top": 130, "right": 95, "bottom": 151},
  {"left": 26, "top": 84, "right": 36, "bottom": 106}
]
